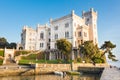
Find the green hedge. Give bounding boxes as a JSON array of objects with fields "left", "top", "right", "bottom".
[
  {"left": 21, "top": 54, "right": 37, "bottom": 60},
  {"left": 19, "top": 59, "right": 66, "bottom": 65},
  {"left": 15, "top": 50, "right": 30, "bottom": 56},
  {"left": 0, "top": 60, "right": 3, "bottom": 65},
  {"left": 19, "top": 59, "right": 47, "bottom": 65},
  {"left": 0, "top": 50, "right": 4, "bottom": 57}
]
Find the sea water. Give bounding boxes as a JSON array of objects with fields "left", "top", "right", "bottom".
[{"left": 0, "top": 73, "right": 101, "bottom": 80}]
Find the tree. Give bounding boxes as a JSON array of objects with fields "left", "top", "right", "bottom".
[
  {"left": 0, "top": 37, "right": 7, "bottom": 43},
  {"left": 79, "top": 41, "right": 105, "bottom": 63},
  {"left": 56, "top": 39, "right": 72, "bottom": 61},
  {"left": 0, "top": 37, "right": 17, "bottom": 49},
  {"left": 0, "top": 37, "right": 8, "bottom": 48},
  {"left": 8, "top": 43, "right": 17, "bottom": 49},
  {"left": 100, "top": 41, "right": 117, "bottom": 61}
]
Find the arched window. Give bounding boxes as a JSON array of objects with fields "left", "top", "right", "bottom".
[
  {"left": 78, "top": 32, "right": 82, "bottom": 37},
  {"left": 40, "top": 32, "right": 44, "bottom": 39}
]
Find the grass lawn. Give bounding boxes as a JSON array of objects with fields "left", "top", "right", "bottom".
[
  {"left": 0, "top": 60, "right": 3, "bottom": 65},
  {"left": 0, "top": 50, "right": 4, "bottom": 57},
  {"left": 19, "top": 59, "right": 67, "bottom": 65}
]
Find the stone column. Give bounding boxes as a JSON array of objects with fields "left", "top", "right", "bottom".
[
  {"left": 49, "top": 52, "right": 51, "bottom": 60},
  {"left": 71, "top": 50, "right": 74, "bottom": 60},
  {"left": 77, "top": 49, "right": 80, "bottom": 58}
]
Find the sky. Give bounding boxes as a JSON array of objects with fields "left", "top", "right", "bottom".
[{"left": 0, "top": 0, "right": 120, "bottom": 60}]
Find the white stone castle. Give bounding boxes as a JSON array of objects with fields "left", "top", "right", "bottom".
[{"left": 21, "top": 8, "right": 98, "bottom": 51}]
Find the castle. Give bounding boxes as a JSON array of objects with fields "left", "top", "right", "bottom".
[{"left": 21, "top": 8, "right": 98, "bottom": 51}]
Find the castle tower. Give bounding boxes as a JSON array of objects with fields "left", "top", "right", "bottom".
[{"left": 82, "top": 8, "right": 98, "bottom": 44}]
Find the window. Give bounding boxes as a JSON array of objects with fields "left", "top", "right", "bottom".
[
  {"left": 49, "top": 39, "right": 51, "bottom": 42},
  {"left": 65, "top": 31, "right": 69, "bottom": 38},
  {"left": 78, "top": 32, "right": 82, "bottom": 37},
  {"left": 75, "top": 32, "right": 76, "bottom": 37},
  {"left": 54, "top": 26, "right": 58, "bottom": 30},
  {"left": 84, "top": 32, "right": 87, "bottom": 37},
  {"left": 55, "top": 43, "right": 57, "bottom": 49},
  {"left": 55, "top": 34, "right": 58, "bottom": 39},
  {"left": 42, "top": 43, "right": 44, "bottom": 47},
  {"left": 81, "top": 40, "right": 83, "bottom": 44},
  {"left": 40, "top": 32, "right": 44, "bottom": 39},
  {"left": 49, "top": 32, "right": 51, "bottom": 35},
  {"left": 40, "top": 43, "right": 41, "bottom": 48},
  {"left": 40, "top": 43, "right": 44, "bottom": 48},
  {"left": 78, "top": 40, "right": 80, "bottom": 43},
  {"left": 87, "top": 18, "right": 89, "bottom": 22},
  {"left": 65, "top": 23, "right": 69, "bottom": 28},
  {"left": 21, "top": 37, "right": 23, "bottom": 41}
]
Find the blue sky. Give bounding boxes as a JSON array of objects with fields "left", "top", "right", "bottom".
[{"left": 0, "top": 0, "right": 120, "bottom": 60}]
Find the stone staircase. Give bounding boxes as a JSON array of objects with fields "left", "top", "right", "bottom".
[
  {"left": 4, "top": 58, "right": 16, "bottom": 65},
  {"left": 0, "top": 56, "right": 3, "bottom": 59},
  {"left": 15, "top": 50, "right": 41, "bottom": 61}
]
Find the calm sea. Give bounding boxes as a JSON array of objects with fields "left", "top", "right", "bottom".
[
  {"left": 0, "top": 73, "right": 101, "bottom": 80},
  {"left": 108, "top": 60, "right": 120, "bottom": 68}
]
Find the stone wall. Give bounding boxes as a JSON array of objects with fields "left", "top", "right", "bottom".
[
  {"left": 35, "top": 63, "right": 109, "bottom": 74},
  {"left": 73, "top": 63, "right": 109, "bottom": 71},
  {"left": 0, "top": 63, "right": 109, "bottom": 76},
  {"left": 35, "top": 64, "right": 71, "bottom": 74}
]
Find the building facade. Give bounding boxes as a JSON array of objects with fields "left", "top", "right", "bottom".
[
  {"left": 21, "top": 24, "right": 50, "bottom": 50},
  {"left": 21, "top": 8, "right": 98, "bottom": 51},
  {"left": 50, "top": 8, "right": 98, "bottom": 49}
]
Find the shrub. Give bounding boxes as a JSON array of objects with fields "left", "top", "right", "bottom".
[
  {"left": 14, "top": 50, "right": 30, "bottom": 56},
  {"left": 57, "top": 59, "right": 63, "bottom": 63},
  {"left": 19, "top": 59, "right": 60, "bottom": 64},
  {"left": 83, "top": 57, "right": 91, "bottom": 63},
  {"left": 19, "top": 60, "right": 31, "bottom": 65},
  {"left": 92, "top": 57, "right": 105, "bottom": 63},
  {"left": 36, "top": 51, "right": 45, "bottom": 60},
  {"left": 21, "top": 54, "right": 37, "bottom": 60},
  {"left": 77, "top": 58, "right": 82, "bottom": 63},
  {"left": 0, "top": 60, "right": 3, "bottom": 65},
  {"left": 0, "top": 50, "right": 4, "bottom": 57}
]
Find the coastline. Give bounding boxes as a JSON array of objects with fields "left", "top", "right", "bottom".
[
  {"left": 0, "top": 69, "right": 35, "bottom": 76},
  {"left": 0, "top": 63, "right": 108, "bottom": 77}
]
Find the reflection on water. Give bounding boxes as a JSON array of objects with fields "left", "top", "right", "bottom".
[{"left": 0, "top": 73, "right": 101, "bottom": 80}]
